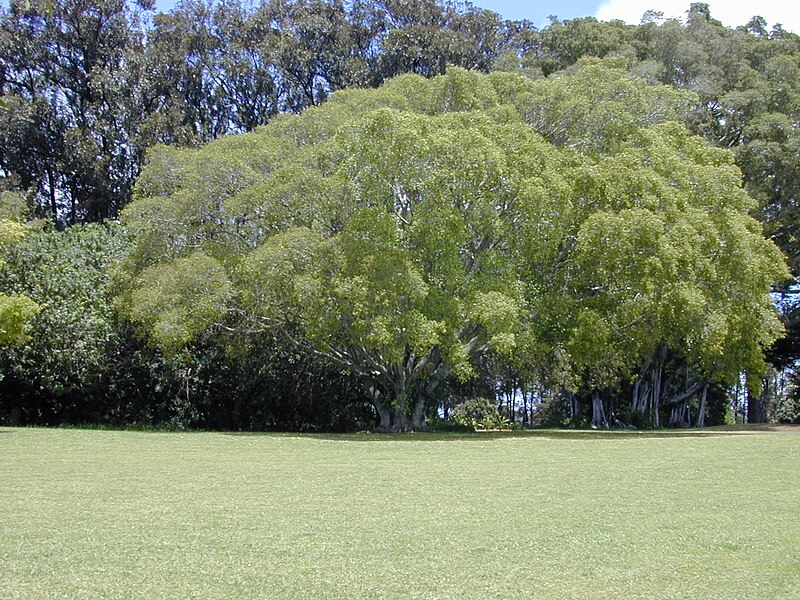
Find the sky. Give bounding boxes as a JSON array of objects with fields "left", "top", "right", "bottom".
[
  {"left": 473, "top": 1, "right": 798, "bottom": 31},
  {"left": 151, "top": 1, "right": 800, "bottom": 33}
]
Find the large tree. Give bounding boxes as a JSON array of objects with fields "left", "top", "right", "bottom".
[
  {"left": 121, "top": 69, "right": 546, "bottom": 430},
  {"left": 119, "top": 64, "right": 786, "bottom": 430}
]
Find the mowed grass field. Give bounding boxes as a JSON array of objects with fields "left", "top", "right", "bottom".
[{"left": 1, "top": 426, "right": 798, "bottom": 599}]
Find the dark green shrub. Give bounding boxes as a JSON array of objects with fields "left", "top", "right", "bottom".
[
  {"left": 453, "top": 397, "right": 497, "bottom": 427},
  {"left": 452, "top": 397, "right": 515, "bottom": 430}
]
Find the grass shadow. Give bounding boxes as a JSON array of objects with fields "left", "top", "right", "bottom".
[{"left": 222, "top": 424, "right": 799, "bottom": 443}]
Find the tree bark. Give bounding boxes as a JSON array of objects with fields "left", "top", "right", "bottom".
[
  {"left": 747, "top": 379, "right": 769, "bottom": 424},
  {"left": 567, "top": 391, "right": 579, "bottom": 421},
  {"left": 369, "top": 384, "right": 430, "bottom": 433},
  {"left": 668, "top": 402, "right": 690, "bottom": 427},
  {"left": 46, "top": 168, "right": 58, "bottom": 224},
  {"left": 652, "top": 348, "right": 666, "bottom": 428},
  {"left": 631, "top": 347, "right": 668, "bottom": 427},
  {"left": 591, "top": 392, "right": 607, "bottom": 429},
  {"left": 695, "top": 384, "right": 707, "bottom": 428},
  {"left": 522, "top": 387, "right": 528, "bottom": 428}
]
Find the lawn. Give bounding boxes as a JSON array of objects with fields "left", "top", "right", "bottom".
[{"left": 1, "top": 426, "right": 798, "bottom": 599}]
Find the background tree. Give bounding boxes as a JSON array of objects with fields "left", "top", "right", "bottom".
[{"left": 0, "top": 0, "right": 154, "bottom": 224}]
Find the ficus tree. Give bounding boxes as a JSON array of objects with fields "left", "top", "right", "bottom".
[
  {"left": 121, "top": 69, "right": 562, "bottom": 430},
  {"left": 120, "top": 65, "right": 786, "bottom": 431},
  {"left": 495, "top": 59, "right": 787, "bottom": 427},
  {"left": 531, "top": 118, "right": 787, "bottom": 427}
]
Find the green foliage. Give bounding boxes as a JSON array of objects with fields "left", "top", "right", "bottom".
[
  {"left": 123, "top": 69, "right": 563, "bottom": 424},
  {"left": 545, "top": 120, "right": 788, "bottom": 392},
  {"left": 508, "top": 58, "right": 697, "bottom": 154},
  {"left": 0, "top": 0, "right": 154, "bottom": 223},
  {"left": 0, "top": 293, "right": 39, "bottom": 345},
  {"left": 426, "top": 415, "right": 473, "bottom": 432},
  {"left": 774, "top": 381, "right": 800, "bottom": 424},
  {"left": 452, "top": 397, "right": 497, "bottom": 427},
  {"left": 0, "top": 223, "right": 131, "bottom": 415},
  {"left": 477, "top": 411, "right": 514, "bottom": 431},
  {"left": 121, "top": 253, "right": 232, "bottom": 351},
  {"left": 4, "top": 2, "right": 796, "bottom": 428},
  {"left": 0, "top": 217, "right": 24, "bottom": 246},
  {"left": 498, "top": 11, "right": 800, "bottom": 376},
  {"left": 0, "top": 189, "right": 31, "bottom": 221},
  {"left": 0, "top": 0, "right": 508, "bottom": 224},
  {"left": 0, "top": 218, "right": 39, "bottom": 345},
  {"left": 0, "top": 218, "right": 364, "bottom": 430},
  {"left": 122, "top": 64, "right": 786, "bottom": 428}
]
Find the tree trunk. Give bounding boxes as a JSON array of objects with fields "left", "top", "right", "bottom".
[
  {"left": 567, "top": 391, "right": 579, "bottom": 421},
  {"left": 668, "top": 403, "right": 690, "bottom": 427},
  {"left": 411, "top": 394, "right": 427, "bottom": 431},
  {"left": 46, "top": 168, "right": 58, "bottom": 224},
  {"left": 331, "top": 347, "right": 449, "bottom": 432},
  {"left": 632, "top": 356, "right": 651, "bottom": 413},
  {"left": 631, "top": 347, "right": 668, "bottom": 427},
  {"left": 375, "top": 400, "right": 392, "bottom": 430},
  {"left": 695, "top": 385, "right": 707, "bottom": 428},
  {"left": 747, "top": 385, "right": 767, "bottom": 424},
  {"left": 591, "top": 392, "right": 607, "bottom": 429},
  {"left": 652, "top": 349, "right": 665, "bottom": 428},
  {"left": 522, "top": 388, "right": 528, "bottom": 428},
  {"left": 369, "top": 388, "right": 429, "bottom": 433}
]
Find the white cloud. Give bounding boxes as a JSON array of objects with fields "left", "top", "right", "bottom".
[{"left": 595, "top": 1, "right": 800, "bottom": 33}]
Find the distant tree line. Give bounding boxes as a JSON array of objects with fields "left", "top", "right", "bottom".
[
  {"left": 0, "top": 1, "right": 798, "bottom": 429},
  {"left": 0, "top": 0, "right": 508, "bottom": 224}
]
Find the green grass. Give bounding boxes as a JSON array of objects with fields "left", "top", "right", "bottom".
[{"left": 1, "top": 426, "right": 799, "bottom": 599}]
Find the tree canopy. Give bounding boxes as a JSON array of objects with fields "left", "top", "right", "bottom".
[{"left": 119, "top": 63, "right": 787, "bottom": 430}]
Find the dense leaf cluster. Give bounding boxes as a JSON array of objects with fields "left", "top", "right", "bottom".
[{"left": 0, "top": 220, "right": 367, "bottom": 428}]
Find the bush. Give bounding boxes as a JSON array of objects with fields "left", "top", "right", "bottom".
[
  {"left": 452, "top": 397, "right": 514, "bottom": 430},
  {"left": 529, "top": 395, "right": 570, "bottom": 427},
  {"left": 774, "top": 389, "right": 800, "bottom": 424},
  {"left": 427, "top": 416, "right": 474, "bottom": 433},
  {"left": 478, "top": 412, "right": 514, "bottom": 431},
  {"left": 453, "top": 397, "right": 496, "bottom": 426}
]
